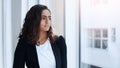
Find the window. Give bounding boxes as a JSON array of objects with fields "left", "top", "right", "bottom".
[{"left": 87, "top": 28, "right": 108, "bottom": 49}]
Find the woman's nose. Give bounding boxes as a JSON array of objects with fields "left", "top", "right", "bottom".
[{"left": 46, "top": 17, "right": 50, "bottom": 23}]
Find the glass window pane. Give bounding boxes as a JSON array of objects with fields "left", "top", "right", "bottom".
[
  {"left": 28, "top": 0, "right": 38, "bottom": 9},
  {"left": 94, "top": 29, "right": 101, "bottom": 38},
  {"left": 94, "top": 39, "right": 101, "bottom": 48},
  {"left": 80, "top": 0, "right": 120, "bottom": 68},
  {"left": 88, "top": 29, "right": 92, "bottom": 37},
  {"left": 88, "top": 39, "right": 93, "bottom": 47},
  {"left": 103, "top": 29, "right": 108, "bottom": 37},
  {"left": 102, "top": 40, "right": 108, "bottom": 49}
]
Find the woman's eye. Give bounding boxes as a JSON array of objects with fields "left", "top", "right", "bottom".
[
  {"left": 42, "top": 16, "right": 51, "bottom": 20},
  {"left": 49, "top": 17, "right": 51, "bottom": 20},
  {"left": 42, "top": 17, "right": 46, "bottom": 20}
]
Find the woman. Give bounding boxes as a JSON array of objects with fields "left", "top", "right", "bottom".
[{"left": 13, "top": 4, "right": 67, "bottom": 68}]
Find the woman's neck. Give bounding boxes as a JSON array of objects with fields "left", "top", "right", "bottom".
[{"left": 38, "top": 31, "right": 48, "bottom": 45}]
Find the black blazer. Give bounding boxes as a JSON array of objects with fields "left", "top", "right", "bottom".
[{"left": 13, "top": 36, "right": 67, "bottom": 68}]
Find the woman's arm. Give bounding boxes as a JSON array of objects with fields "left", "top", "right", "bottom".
[{"left": 13, "top": 39, "right": 26, "bottom": 68}]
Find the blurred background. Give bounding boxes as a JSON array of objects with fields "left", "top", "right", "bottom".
[{"left": 0, "top": 0, "right": 120, "bottom": 68}]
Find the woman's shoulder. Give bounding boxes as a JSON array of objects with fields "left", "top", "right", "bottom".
[
  {"left": 55, "top": 35, "right": 66, "bottom": 47},
  {"left": 59, "top": 35, "right": 65, "bottom": 39},
  {"left": 18, "top": 38, "right": 27, "bottom": 45},
  {"left": 58, "top": 35, "right": 65, "bottom": 42},
  {"left": 55, "top": 35, "right": 65, "bottom": 42},
  {"left": 17, "top": 38, "right": 32, "bottom": 48}
]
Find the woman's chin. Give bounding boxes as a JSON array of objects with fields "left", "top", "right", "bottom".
[{"left": 44, "top": 28, "right": 50, "bottom": 31}]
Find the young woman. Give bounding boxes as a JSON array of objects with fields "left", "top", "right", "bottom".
[{"left": 13, "top": 4, "right": 67, "bottom": 68}]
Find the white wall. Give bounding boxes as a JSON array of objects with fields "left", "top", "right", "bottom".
[
  {"left": 11, "top": 0, "right": 22, "bottom": 61},
  {"left": 2, "top": 0, "right": 12, "bottom": 68},
  {"left": 65, "top": 0, "right": 79, "bottom": 68},
  {"left": 21, "top": 0, "right": 28, "bottom": 27},
  {"left": 51, "top": 0, "right": 64, "bottom": 35},
  {"left": 0, "top": 0, "right": 3, "bottom": 68}
]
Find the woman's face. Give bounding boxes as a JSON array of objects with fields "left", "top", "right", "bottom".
[{"left": 40, "top": 9, "right": 51, "bottom": 32}]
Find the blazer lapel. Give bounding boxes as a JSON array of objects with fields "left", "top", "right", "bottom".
[
  {"left": 33, "top": 45, "right": 40, "bottom": 68},
  {"left": 27, "top": 44, "right": 40, "bottom": 68},
  {"left": 51, "top": 42, "right": 61, "bottom": 68}
]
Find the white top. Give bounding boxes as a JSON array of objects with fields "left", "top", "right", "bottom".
[{"left": 36, "top": 38, "right": 56, "bottom": 68}]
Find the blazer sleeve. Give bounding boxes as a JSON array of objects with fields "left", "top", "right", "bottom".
[
  {"left": 13, "top": 39, "right": 26, "bottom": 68},
  {"left": 58, "top": 36, "right": 67, "bottom": 68}
]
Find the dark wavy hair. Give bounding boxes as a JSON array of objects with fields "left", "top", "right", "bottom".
[{"left": 19, "top": 4, "right": 58, "bottom": 45}]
